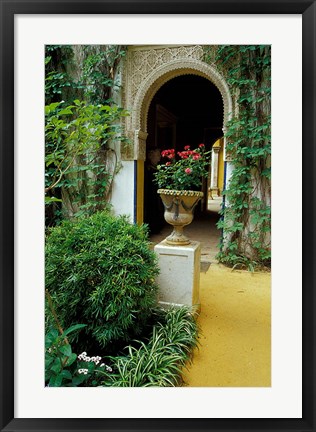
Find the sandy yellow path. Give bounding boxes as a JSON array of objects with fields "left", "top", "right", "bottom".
[{"left": 184, "top": 263, "right": 271, "bottom": 387}]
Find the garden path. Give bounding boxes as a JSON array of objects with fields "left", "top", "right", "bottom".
[
  {"left": 150, "top": 197, "right": 271, "bottom": 387},
  {"left": 183, "top": 263, "right": 271, "bottom": 387}
]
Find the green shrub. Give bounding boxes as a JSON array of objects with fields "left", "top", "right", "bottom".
[
  {"left": 45, "top": 211, "right": 159, "bottom": 352},
  {"left": 100, "top": 307, "right": 200, "bottom": 387},
  {"left": 45, "top": 324, "right": 114, "bottom": 387},
  {"left": 45, "top": 324, "right": 88, "bottom": 387}
]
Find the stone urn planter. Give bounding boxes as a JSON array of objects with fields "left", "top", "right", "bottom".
[{"left": 157, "top": 189, "right": 203, "bottom": 246}]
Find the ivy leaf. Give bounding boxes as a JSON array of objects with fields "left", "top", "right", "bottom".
[
  {"left": 49, "top": 374, "right": 63, "bottom": 387},
  {"left": 59, "top": 344, "right": 72, "bottom": 357},
  {"left": 60, "top": 370, "right": 72, "bottom": 380},
  {"left": 65, "top": 353, "right": 77, "bottom": 366}
]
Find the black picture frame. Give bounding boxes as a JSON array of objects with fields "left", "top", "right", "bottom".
[{"left": 1, "top": 1, "right": 315, "bottom": 431}]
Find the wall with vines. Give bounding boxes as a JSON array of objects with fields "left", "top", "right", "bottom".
[
  {"left": 204, "top": 45, "right": 271, "bottom": 269},
  {"left": 45, "top": 45, "right": 128, "bottom": 226},
  {"left": 46, "top": 44, "right": 271, "bottom": 269}
]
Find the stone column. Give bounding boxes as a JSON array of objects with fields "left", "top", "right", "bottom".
[
  {"left": 134, "top": 129, "right": 148, "bottom": 161},
  {"left": 210, "top": 146, "right": 220, "bottom": 196}
]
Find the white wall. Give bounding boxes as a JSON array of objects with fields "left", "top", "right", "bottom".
[
  {"left": 110, "top": 160, "right": 135, "bottom": 221},
  {"left": 225, "top": 161, "right": 234, "bottom": 191}
]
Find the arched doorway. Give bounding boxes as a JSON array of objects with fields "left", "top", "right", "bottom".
[
  {"left": 121, "top": 50, "right": 232, "bottom": 249},
  {"left": 126, "top": 55, "right": 232, "bottom": 224},
  {"left": 143, "top": 74, "right": 224, "bottom": 234}
]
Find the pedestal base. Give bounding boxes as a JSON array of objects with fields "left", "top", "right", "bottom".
[{"left": 154, "top": 240, "right": 201, "bottom": 311}]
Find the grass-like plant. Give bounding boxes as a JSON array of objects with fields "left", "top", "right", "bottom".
[
  {"left": 99, "top": 307, "right": 200, "bottom": 387},
  {"left": 45, "top": 211, "right": 159, "bottom": 353}
]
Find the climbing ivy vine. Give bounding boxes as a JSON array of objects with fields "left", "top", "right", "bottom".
[
  {"left": 81, "top": 45, "right": 127, "bottom": 104},
  {"left": 45, "top": 45, "right": 128, "bottom": 226},
  {"left": 204, "top": 45, "right": 271, "bottom": 269}
]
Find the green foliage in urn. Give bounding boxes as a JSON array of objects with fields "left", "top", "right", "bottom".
[
  {"left": 154, "top": 145, "right": 211, "bottom": 191},
  {"left": 45, "top": 211, "right": 159, "bottom": 353}
]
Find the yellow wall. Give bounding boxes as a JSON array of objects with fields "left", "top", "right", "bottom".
[
  {"left": 213, "top": 138, "right": 224, "bottom": 194},
  {"left": 218, "top": 138, "right": 224, "bottom": 193},
  {"left": 136, "top": 160, "right": 144, "bottom": 224}
]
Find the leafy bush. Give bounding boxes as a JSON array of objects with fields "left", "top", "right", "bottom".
[
  {"left": 45, "top": 46, "right": 130, "bottom": 227},
  {"left": 45, "top": 308, "right": 199, "bottom": 388},
  {"left": 45, "top": 325, "right": 114, "bottom": 387},
  {"left": 100, "top": 307, "right": 200, "bottom": 387},
  {"left": 45, "top": 100, "right": 129, "bottom": 225},
  {"left": 45, "top": 324, "right": 87, "bottom": 387},
  {"left": 46, "top": 211, "right": 159, "bottom": 352}
]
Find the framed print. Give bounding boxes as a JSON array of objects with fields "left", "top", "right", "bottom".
[{"left": 1, "top": 0, "right": 315, "bottom": 431}]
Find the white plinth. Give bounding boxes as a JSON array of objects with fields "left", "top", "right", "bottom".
[{"left": 154, "top": 240, "right": 201, "bottom": 311}]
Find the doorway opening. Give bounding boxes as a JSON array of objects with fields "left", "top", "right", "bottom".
[{"left": 144, "top": 74, "right": 224, "bottom": 260}]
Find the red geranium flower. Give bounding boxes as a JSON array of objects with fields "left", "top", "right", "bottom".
[
  {"left": 161, "top": 148, "right": 175, "bottom": 159},
  {"left": 154, "top": 144, "right": 210, "bottom": 191},
  {"left": 178, "top": 151, "right": 189, "bottom": 159}
]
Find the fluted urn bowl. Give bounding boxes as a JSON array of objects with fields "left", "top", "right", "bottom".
[{"left": 157, "top": 189, "right": 203, "bottom": 246}]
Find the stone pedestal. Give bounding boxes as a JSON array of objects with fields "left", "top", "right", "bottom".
[{"left": 154, "top": 240, "right": 201, "bottom": 311}]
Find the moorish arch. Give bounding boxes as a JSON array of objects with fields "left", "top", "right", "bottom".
[
  {"left": 119, "top": 46, "right": 233, "bottom": 223},
  {"left": 129, "top": 58, "right": 233, "bottom": 161}
]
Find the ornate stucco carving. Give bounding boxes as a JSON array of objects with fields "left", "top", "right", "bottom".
[
  {"left": 122, "top": 45, "right": 232, "bottom": 160},
  {"left": 124, "top": 45, "right": 205, "bottom": 104},
  {"left": 134, "top": 129, "right": 148, "bottom": 160}
]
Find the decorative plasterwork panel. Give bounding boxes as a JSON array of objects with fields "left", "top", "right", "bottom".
[
  {"left": 122, "top": 45, "right": 233, "bottom": 160},
  {"left": 124, "top": 45, "right": 204, "bottom": 104}
]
